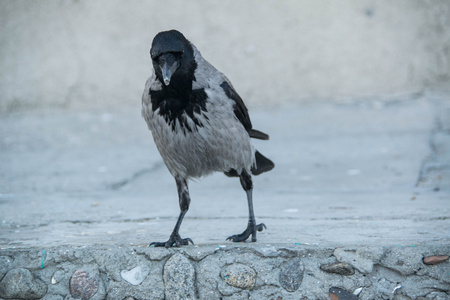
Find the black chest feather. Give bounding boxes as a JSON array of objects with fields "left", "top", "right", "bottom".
[{"left": 150, "top": 87, "right": 208, "bottom": 132}]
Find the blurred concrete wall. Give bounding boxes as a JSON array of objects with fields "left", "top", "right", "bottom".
[{"left": 0, "top": 0, "right": 449, "bottom": 111}]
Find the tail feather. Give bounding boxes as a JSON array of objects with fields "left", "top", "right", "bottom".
[
  {"left": 224, "top": 151, "right": 274, "bottom": 178},
  {"left": 251, "top": 151, "right": 274, "bottom": 175},
  {"left": 249, "top": 129, "right": 269, "bottom": 140}
]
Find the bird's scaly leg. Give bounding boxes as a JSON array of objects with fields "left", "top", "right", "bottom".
[
  {"left": 227, "top": 171, "right": 266, "bottom": 242},
  {"left": 150, "top": 176, "right": 194, "bottom": 247}
]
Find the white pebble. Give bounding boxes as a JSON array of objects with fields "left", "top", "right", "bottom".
[{"left": 121, "top": 266, "right": 149, "bottom": 286}]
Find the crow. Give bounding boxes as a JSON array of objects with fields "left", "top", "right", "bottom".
[{"left": 141, "top": 30, "right": 274, "bottom": 247}]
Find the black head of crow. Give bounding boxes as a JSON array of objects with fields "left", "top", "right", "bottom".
[
  {"left": 141, "top": 29, "right": 274, "bottom": 247},
  {"left": 150, "top": 30, "right": 195, "bottom": 87}
]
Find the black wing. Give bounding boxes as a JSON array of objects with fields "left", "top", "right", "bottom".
[{"left": 220, "top": 81, "right": 269, "bottom": 140}]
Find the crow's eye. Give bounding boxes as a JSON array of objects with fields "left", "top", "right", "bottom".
[{"left": 150, "top": 50, "right": 159, "bottom": 59}]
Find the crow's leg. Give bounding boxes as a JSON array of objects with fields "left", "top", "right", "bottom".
[
  {"left": 227, "top": 170, "right": 266, "bottom": 242},
  {"left": 150, "top": 176, "right": 194, "bottom": 248}
]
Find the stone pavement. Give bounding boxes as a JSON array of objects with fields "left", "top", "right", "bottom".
[{"left": 0, "top": 91, "right": 449, "bottom": 299}]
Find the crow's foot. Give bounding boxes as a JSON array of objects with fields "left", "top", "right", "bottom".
[
  {"left": 227, "top": 223, "right": 266, "bottom": 242},
  {"left": 150, "top": 232, "right": 194, "bottom": 248}
]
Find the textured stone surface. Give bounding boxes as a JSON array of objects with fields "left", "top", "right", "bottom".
[
  {"left": 0, "top": 256, "right": 13, "bottom": 279},
  {"left": 70, "top": 270, "right": 99, "bottom": 299},
  {"left": 329, "top": 287, "right": 358, "bottom": 300},
  {"left": 163, "top": 253, "right": 196, "bottom": 300},
  {"left": 279, "top": 258, "right": 304, "bottom": 292},
  {"left": 393, "top": 296, "right": 413, "bottom": 300},
  {"left": 0, "top": 268, "right": 47, "bottom": 299},
  {"left": 0, "top": 245, "right": 449, "bottom": 299},
  {"left": 420, "top": 292, "right": 450, "bottom": 299},
  {"left": 320, "top": 262, "right": 355, "bottom": 276},
  {"left": 379, "top": 247, "right": 423, "bottom": 276},
  {"left": 334, "top": 247, "right": 384, "bottom": 274},
  {"left": 51, "top": 269, "right": 66, "bottom": 285},
  {"left": 221, "top": 263, "right": 257, "bottom": 290}
]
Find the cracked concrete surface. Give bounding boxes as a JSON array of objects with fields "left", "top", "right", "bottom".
[
  {"left": 416, "top": 93, "right": 450, "bottom": 191},
  {"left": 0, "top": 91, "right": 449, "bottom": 299}
]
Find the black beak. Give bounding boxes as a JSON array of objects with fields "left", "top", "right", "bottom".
[{"left": 160, "top": 54, "right": 179, "bottom": 86}]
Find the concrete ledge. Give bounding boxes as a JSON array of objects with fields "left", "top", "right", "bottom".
[{"left": 0, "top": 244, "right": 449, "bottom": 299}]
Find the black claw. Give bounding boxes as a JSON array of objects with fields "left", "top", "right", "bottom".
[
  {"left": 227, "top": 223, "right": 266, "bottom": 243},
  {"left": 150, "top": 233, "right": 194, "bottom": 248},
  {"left": 256, "top": 223, "right": 266, "bottom": 231},
  {"left": 150, "top": 242, "right": 166, "bottom": 247}
]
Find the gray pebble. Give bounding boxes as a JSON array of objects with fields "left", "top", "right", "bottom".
[
  {"left": 163, "top": 253, "right": 196, "bottom": 300},
  {"left": 279, "top": 258, "right": 304, "bottom": 292},
  {"left": 320, "top": 262, "right": 355, "bottom": 276},
  {"left": 0, "top": 268, "right": 47, "bottom": 299},
  {"left": 221, "top": 263, "right": 257, "bottom": 290}
]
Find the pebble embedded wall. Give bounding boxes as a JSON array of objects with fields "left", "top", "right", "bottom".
[{"left": 0, "top": 245, "right": 448, "bottom": 299}]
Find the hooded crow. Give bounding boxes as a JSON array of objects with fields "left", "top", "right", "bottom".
[{"left": 141, "top": 30, "right": 274, "bottom": 247}]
